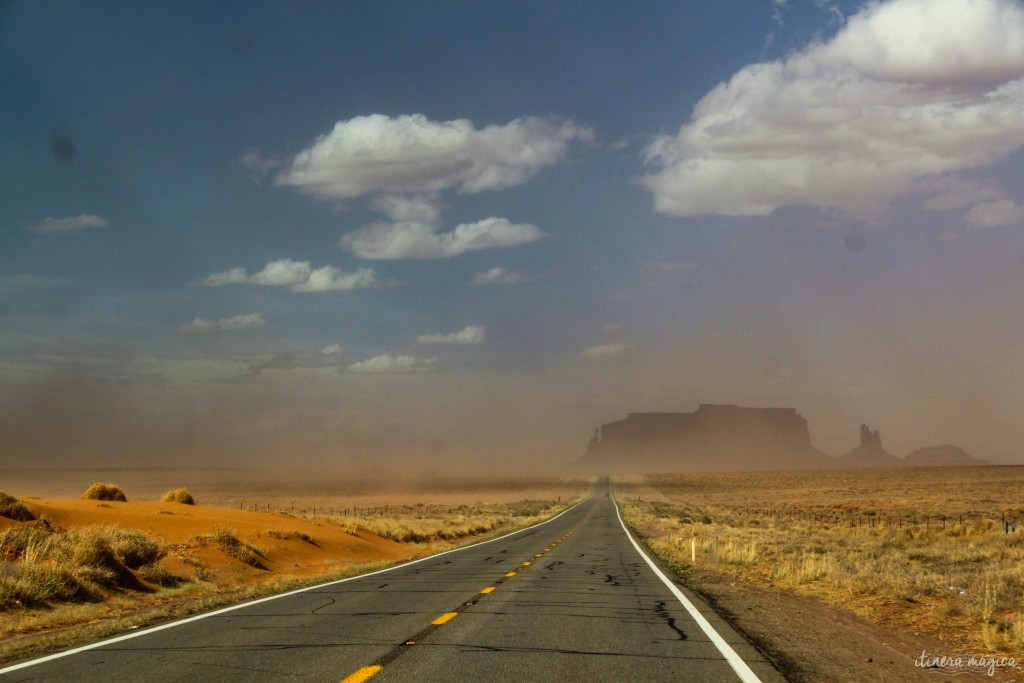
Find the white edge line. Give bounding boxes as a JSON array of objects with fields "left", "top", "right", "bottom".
[
  {"left": 0, "top": 498, "right": 586, "bottom": 675},
  {"left": 613, "top": 497, "right": 764, "bottom": 683}
]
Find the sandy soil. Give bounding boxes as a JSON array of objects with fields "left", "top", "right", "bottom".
[{"left": 16, "top": 497, "right": 415, "bottom": 582}]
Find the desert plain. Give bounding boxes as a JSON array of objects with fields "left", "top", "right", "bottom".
[{"left": 2, "top": 465, "right": 1022, "bottom": 681}]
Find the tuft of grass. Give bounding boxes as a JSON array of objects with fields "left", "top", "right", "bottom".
[
  {"left": 102, "top": 527, "right": 165, "bottom": 569},
  {"left": 136, "top": 563, "right": 181, "bottom": 588},
  {"left": 0, "top": 492, "right": 34, "bottom": 522},
  {"left": 160, "top": 488, "right": 196, "bottom": 505},
  {"left": 204, "top": 529, "right": 266, "bottom": 569},
  {"left": 264, "top": 530, "right": 316, "bottom": 545},
  {"left": 81, "top": 483, "right": 127, "bottom": 502}
]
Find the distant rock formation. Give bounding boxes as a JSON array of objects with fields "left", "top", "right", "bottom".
[
  {"left": 576, "top": 404, "right": 830, "bottom": 473},
  {"left": 832, "top": 423, "right": 902, "bottom": 468},
  {"left": 903, "top": 445, "right": 990, "bottom": 467}
]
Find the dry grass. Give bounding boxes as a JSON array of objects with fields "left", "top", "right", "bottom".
[
  {"left": 81, "top": 483, "right": 127, "bottom": 502},
  {"left": 0, "top": 522, "right": 167, "bottom": 609},
  {"left": 194, "top": 529, "right": 267, "bottom": 569},
  {"left": 617, "top": 466, "right": 1024, "bottom": 655},
  {"left": 160, "top": 488, "right": 195, "bottom": 505},
  {"left": 324, "top": 499, "right": 568, "bottom": 545},
  {"left": 262, "top": 530, "right": 316, "bottom": 545},
  {"left": 0, "top": 492, "right": 34, "bottom": 522}
]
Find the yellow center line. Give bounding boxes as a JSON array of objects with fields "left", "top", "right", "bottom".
[
  {"left": 432, "top": 612, "right": 459, "bottom": 625},
  {"left": 522, "top": 561, "right": 532, "bottom": 566},
  {"left": 505, "top": 571, "right": 517, "bottom": 577},
  {"left": 480, "top": 586, "right": 496, "bottom": 594},
  {"left": 535, "top": 553, "right": 543, "bottom": 557},
  {"left": 340, "top": 665, "right": 382, "bottom": 683}
]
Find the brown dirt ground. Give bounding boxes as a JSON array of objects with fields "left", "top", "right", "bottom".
[{"left": 687, "top": 568, "right": 1019, "bottom": 682}]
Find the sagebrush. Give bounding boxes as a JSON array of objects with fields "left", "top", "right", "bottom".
[
  {"left": 81, "top": 483, "right": 127, "bottom": 502},
  {"left": 161, "top": 488, "right": 196, "bottom": 505}
]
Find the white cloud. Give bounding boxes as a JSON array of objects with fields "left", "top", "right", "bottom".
[
  {"left": 964, "top": 199, "right": 1024, "bottom": 228},
  {"left": 276, "top": 114, "right": 593, "bottom": 200},
  {"left": 346, "top": 354, "right": 437, "bottom": 374},
  {"left": 642, "top": 0, "right": 1024, "bottom": 220},
  {"left": 581, "top": 343, "right": 634, "bottom": 362},
  {"left": 416, "top": 326, "right": 485, "bottom": 345},
  {"left": 200, "top": 259, "right": 378, "bottom": 292},
  {"left": 320, "top": 344, "right": 344, "bottom": 356},
  {"left": 31, "top": 214, "right": 109, "bottom": 236},
  {"left": 340, "top": 218, "right": 545, "bottom": 260},
  {"left": 181, "top": 314, "right": 266, "bottom": 332},
  {"left": 469, "top": 267, "right": 538, "bottom": 286}
]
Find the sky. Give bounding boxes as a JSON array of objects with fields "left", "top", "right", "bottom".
[{"left": 2, "top": 0, "right": 1024, "bottom": 474}]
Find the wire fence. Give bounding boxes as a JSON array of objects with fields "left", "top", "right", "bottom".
[{"left": 728, "top": 506, "right": 1023, "bottom": 533}]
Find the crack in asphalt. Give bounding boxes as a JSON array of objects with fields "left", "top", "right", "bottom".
[{"left": 654, "top": 600, "right": 688, "bottom": 641}]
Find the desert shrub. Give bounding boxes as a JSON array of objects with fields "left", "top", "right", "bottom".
[
  {"left": 81, "top": 483, "right": 127, "bottom": 502},
  {"left": 0, "top": 492, "right": 34, "bottom": 522},
  {"left": 208, "top": 529, "right": 265, "bottom": 569},
  {"left": 161, "top": 488, "right": 196, "bottom": 505}
]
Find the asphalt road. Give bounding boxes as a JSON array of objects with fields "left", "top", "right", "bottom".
[{"left": 2, "top": 484, "right": 785, "bottom": 682}]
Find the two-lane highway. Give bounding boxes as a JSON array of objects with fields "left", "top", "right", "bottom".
[{"left": 2, "top": 483, "right": 785, "bottom": 682}]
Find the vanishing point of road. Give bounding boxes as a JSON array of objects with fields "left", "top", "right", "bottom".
[{"left": 2, "top": 481, "right": 785, "bottom": 682}]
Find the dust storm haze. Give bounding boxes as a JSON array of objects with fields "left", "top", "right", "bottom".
[{"left": 3, "top": 0, "right": 1024, "bottom": 476}]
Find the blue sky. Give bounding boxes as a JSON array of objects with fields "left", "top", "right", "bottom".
[{"left": 3, "top": 0, "right": 1024, "bottom": 473}]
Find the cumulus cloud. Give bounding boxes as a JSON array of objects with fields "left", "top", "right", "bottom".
[
  {"left": 964, "top": 199, "right": 1024, "bottom": 228},
  {"left": 416, "top": 326, "right": 485, "bottom": 345},
  {"left": 346, "top": 354, "right": 437, "bottom": 374},
  {"left": 581, "top": 343, "right": 634, "bottom": 362},
  {"left": 641, "top": 0, "right": 1024, "bottom": 219},
  {"left": 340, "top": 218, "right": 545, "bottom": 260},
  {"left": 200, "top": 259, "right": 378, "bottom": 292},
  {"left": 31, "top": 214, "right": 109, "bottom": 236},
  {"left": 276, "top": 114, "right": 593, "bottom": 200},
  {"left": 180, "top": 314, "right": 266, "bottom": 332}
]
